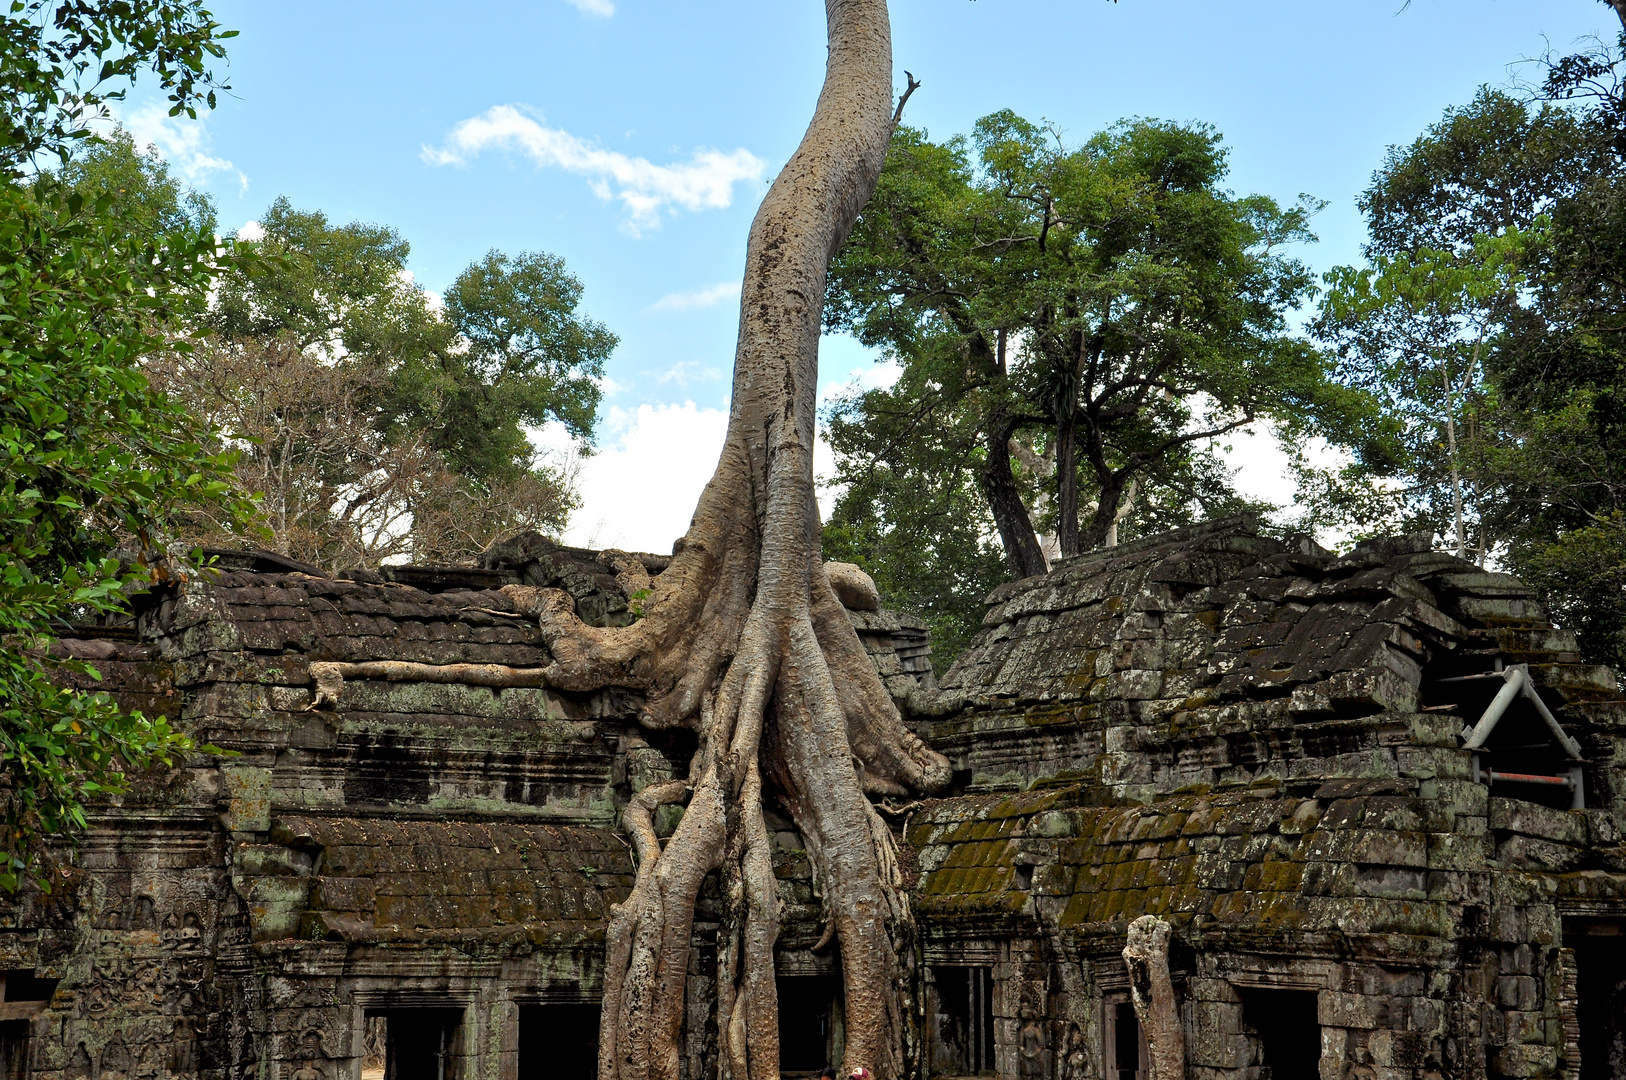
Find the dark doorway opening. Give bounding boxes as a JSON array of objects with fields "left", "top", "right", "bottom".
[
  {"left": 1239, "top": 988, "right": 1321, "bottom": 1079},
  {"left": 363, "top": 1009, "right": 462, "bottom": 1080},
  {"left": 0, "top": 1020, "right": 28, "bottom": 1080},
  {"left": 931, "top": 966, "right": 996, "bottom": 1076},
  {"left": 519, "top": 1003, "right": 601, "bottom": 1080},
  {"left": 1571, "top": 930, "right": 1626, "bottom": 1079},
  {"left": 1102, "top": 997, "right": 1146, "bottom": 1080},
  {"left": 778, "top": 974, "right": 841, "bottom": 1076}
]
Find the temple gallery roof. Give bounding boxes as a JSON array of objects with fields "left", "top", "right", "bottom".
[{"left": 917, "top": 516, "right": 1622, "bottom": 796}]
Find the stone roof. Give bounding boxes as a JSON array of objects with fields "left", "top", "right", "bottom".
[
  {"left": 919, "top": 516, "right": 1623, "bottom": 795},
  {"left": 236, "top": 816, "right": 633, "bottom": 945},
  {"left": 905, "top": 778, "right": 1626, "bottom": 951}
]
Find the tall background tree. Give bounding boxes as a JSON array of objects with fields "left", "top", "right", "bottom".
[
  {"left": 822, "top": 113, "right": 1378, "bottom": 652},
  {"left": 0, "top": 1, "right": 249, "bottom": 889},
  {"left": 194, "top": 195, "right": 613, "bottom": 566},
  {"left": 1306, "top": 50, "right": 1626, "bottom": 670},
  {"left": 63, "top": 133, "right": 615, "bottom": 568}
]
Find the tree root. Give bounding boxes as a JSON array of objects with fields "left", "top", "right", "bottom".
[
  {"left": 305, "top": 660, "right": 551, "bottom": 709},
  {"left": 1123, "top": 915, "right": 1185, "bottom": 1080},
  {"left": 517, "top": 4, "right": 946, "bottom": 1078}
]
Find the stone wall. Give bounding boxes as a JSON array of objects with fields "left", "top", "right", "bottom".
[{"left": 3, "top": 520, "right": 1625, "bottom": 1080}]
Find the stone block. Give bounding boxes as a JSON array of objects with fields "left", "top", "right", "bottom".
[
  {"left": 1492, "top": 1042, "right": 1557, "bottom": 1077},
  {"left": 1426, "top": 832, "right": 1488, "bottom": 872},
  {"left": 1488, "top": 798, "right": 1587, "bottom": 845},
  {"left": 1495, "top": 975, "right": 1540, "bottom": 1011},
  {"left": 309, "top": 877, "right": 375, "bottom": 913},
  {"left": 1496, "top": 835, "right": 1584, "bottom": 873},
  {"left": 235, "top": 843, "right": 312, "bottom": 877}
]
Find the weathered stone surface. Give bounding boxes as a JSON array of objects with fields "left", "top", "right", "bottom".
[
  {"left": 824, "top": 560, "right": 881, "bottom": 611},
  {"left": 12, "top": 517, "right": 1626, "bottom": 1080}
]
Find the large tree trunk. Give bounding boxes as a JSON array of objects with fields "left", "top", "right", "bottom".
[
  {"left": 1054, "top": 397, "right": 1080, "bottom": 558},
  {"left": 1082, "top": 470, "right": 1127, "bottom": 550},
  {"left": 504, "top": 5, "right": 951, "bottom": 1079},
  {"left": 981, "top": 413, "right": 1050, "bottom": 579}
]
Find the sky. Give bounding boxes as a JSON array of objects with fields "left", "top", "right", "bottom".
[{"left": 120, "top": 0, "right": 1618, "bottom": 553}]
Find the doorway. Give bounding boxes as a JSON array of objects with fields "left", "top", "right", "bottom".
[
  {"left": 1239, "top": 988, "right": 1321, "bottom": 1079},
  {"left": 518, "top": 1003, "right": 601, "bottom": 1080},
  {"left": 777, "top": 974, "right": 842, "bottom": 1076},
  {"left": 931, "top": 966, "right": 997, "bottom": 1076},
  {"left": 361, "top": 1009, "right": 462, "bottom": 1080}
]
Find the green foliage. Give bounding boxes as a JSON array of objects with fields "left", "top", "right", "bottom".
[
  {"left": 0, "top": 176, "right": 249, "bottom": 888},
  {"left": 821, "top": 355, "right": 1008, "bottom": 665},
  {"left": 0, "top": 0, "right": 233, "bottom": 175},
  {"left": 57, "top": 125, "right": 216, "bottom": 250},
  {"left": 0, "top": 0, "right": 245, "bottom": 890},
  {"left": 1312, "top": 228, "right": 1535, "bottom": 555},
  {"left": 424, "top": 248, "right": 613, "bottom": 480},
  {"left": 181, "top": 195, "right": 615, "bottom": 566},
  {"left": 1518, "top": 514, "right": 1626, "bottom": 671},
  {"left": 1358, "top": 88, "right": 1594, "bottom": 258},
  {"left": 1314, "top": 54, "right": 1626, "bottom": 668},
  {"left": 824, "top": 113, "right": 1367, "bottom": 630}
]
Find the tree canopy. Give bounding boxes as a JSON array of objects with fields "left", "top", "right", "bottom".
[
  {"left": 148, "top": 185, "right": 616, "bottom": 567},
  {"left": 0, "top": 1, "right": 246, "bottom": 889},
  {"left": 1308, "top": 59, "right": 1626, "bottom": 670},
  {"left": 823, "top": 113, "right": 1374, "bottom": 648}
]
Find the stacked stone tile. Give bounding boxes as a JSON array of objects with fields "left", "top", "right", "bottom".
[
  {"left": 902, "top": 516, "right": 1626, "bottom": 1080},
  {"left": 238, "top": 818, "right": 633, "bottom": 945},
  {"left": 4, "top": 516, "right": 1626, "bottom": 1080}
]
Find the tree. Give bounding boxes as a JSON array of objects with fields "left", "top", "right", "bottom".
[
  {"left": 1312, "top": 67, "right": 1626, "bottom": 668},
  {"left": 0, "top": 2, "right": 247, "bottom": 889},
  {"left": 149, "top": 335, "right": 576, "bottom": 567},
  {"left": 820, "top": 364, "right": 1010, "bottom": 667},
  {"left": 1483, "top": 39, "right": 1626, "bottom": 669},
  {"left": 823, "top": 112, "right": 1363, "bottom": 591},
  {"left": 1314, "top": 230, "right": 1532, "bottom": 560},
  {"left": 0, "top": 0, "right": 232, "bottom": 176},
  {"left": 496, "top": 4, "right": 948, "bottom": 1077},
  {"left": 170, "top": 195, "right": 610, "bottom": 565}
]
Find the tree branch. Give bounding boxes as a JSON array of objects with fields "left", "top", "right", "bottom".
[{"left": 892, "top": 70, "right": 921, "bottom": 126}]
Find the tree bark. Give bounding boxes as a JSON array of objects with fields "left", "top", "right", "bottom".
[
  {"left": 1053, "top": 329, "right": 1085, "bottom": 559},
  {"left": 1054, "top": 397, "right": 1080, "bottom": 558},
  {"left": 1123, "top": 916, "right": 1185, "bottom": 1080},
  {"left": 981, "top": 413, "right": 1051, "bottom": 578},
  {"left": 505, "top": 5, "right": 950, "bottom": 1079},
  {"left": 1082, "top": 470, "right": 1127, "bottom": 550}
]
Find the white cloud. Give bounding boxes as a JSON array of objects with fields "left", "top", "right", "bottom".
[
  {"left": 234, "top": 220, "right": 265, "bottom": 242},
  {"left": 422, "top": 105, "right": 765, "bottom": 233},
  {"left": 648, "top": 280, "right": 741, "bottom": 313},
  {"left": 536, "top": 402, "right": 729, "bottom": 552},
  {"left": 119, "top": 103, "right": 247, "bottom": 192},
  {"left": 1212, "top": 421, "right": 1358, "bottom": 549},
  {"left": 648, "top": 361, "right": 722, "bottom": 389},
  {"left": 564, "top": 0, "right": 614, "bottom": 15}
]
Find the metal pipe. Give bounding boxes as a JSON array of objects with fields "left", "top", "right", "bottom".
[
  {"left": 1518, "top": 674, "right": 1584, "bottom": 759},
  {"left": 1462, "top": 667, "right": 1524, "bottom": 750},
  {"left": 1487, "top": 771, "right": 1574, "bottom": 787}
]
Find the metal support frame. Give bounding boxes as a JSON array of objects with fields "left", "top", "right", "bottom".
[{"left": 1458, "top": 664, "right": 1585, "bottom": 810}]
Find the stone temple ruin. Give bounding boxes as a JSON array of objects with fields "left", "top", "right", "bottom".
[{"left": 5, "top": 515, "right": 1626, "bottom": 1080}]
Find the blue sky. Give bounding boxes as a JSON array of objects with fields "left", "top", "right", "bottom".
[{"left": 123, "top": 0, "right": 1616, "bottom": 551}]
